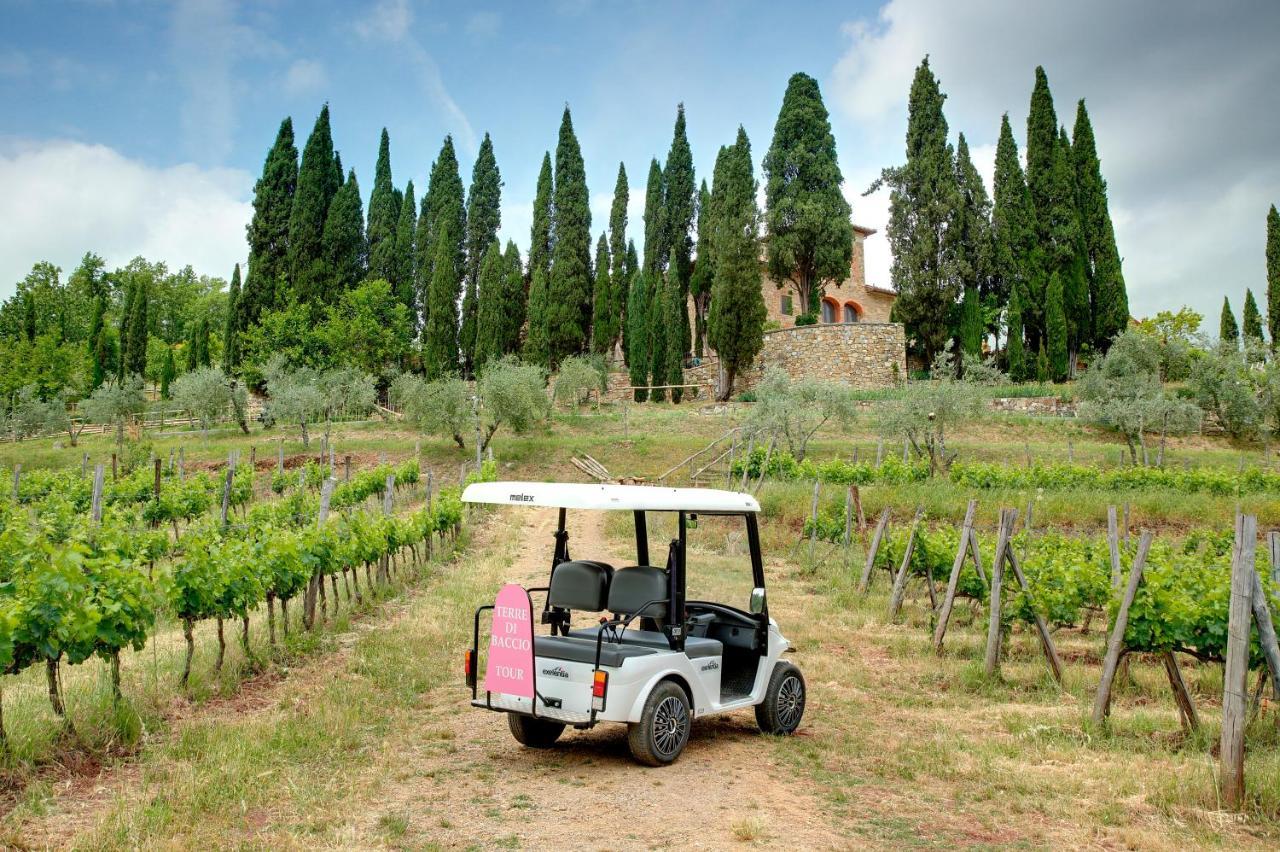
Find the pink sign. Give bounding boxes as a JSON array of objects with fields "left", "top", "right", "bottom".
[{"left": 484, "top": 584, "right": 535, "bottom": 698}]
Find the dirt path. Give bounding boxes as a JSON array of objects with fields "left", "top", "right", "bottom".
[{"left": 341, "top": 506, "right": 847, "bottom": 850}]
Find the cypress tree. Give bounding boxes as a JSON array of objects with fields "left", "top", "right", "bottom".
[
  {"left": 503, "top": 241, "right": 527, "bottom": 355},
  {"left": 1243, "top": 288, "right": 1265, "bottom": 347},
  {"left": 647, "top": 261, "right": 668, "bottom": 402},
  {"left": 1006, "top": 285, "right": 1026, "bottom": 381},
  {"left": 689, "top": 179, "right": 714, "bottom": 359},
  {"left": 1220, "top": 296, "right": 1240, "bottom": 350},
  {"left": 367, "top": 128, "right": 398, "bottom": 283},
  {"left": 876, "top": 58, "right": 958, "bottom": 363},
  {"left": 661, "top": 254, "right": 686, "bottom": 403},
  {"left": 952, "top": 133, "right": 993, "bottom": 350},
  {"left": 465, "top": 133, "right": 502, "bottom": 302},
  {"left": 1026, "top": 66, "right": 1058, "bottom": 247},
  {"left": 1052, "top": 127, "right": 1089, "bottom": 369},
  {"left": 547, "top": 107, "right": 592, "bottom": 367},
  {"left": 117, "top": 278, "right": 136, "bottom": 380},
  {"left": 1045, "top": 270, "right": 1067, "bottom": 381},
  {"left": 460, "top": 272, "right": 479, "bottom": 377},
  {"left": 625, "top": 240, "right": 638, "bottom": 284},
  {"left": 706, "top": 128, "right": 766, "bottom": 401},
  {"left": 321, "top": 169, "right": 366, "bottom": 294},
  {"left": 242, "top": 117, "right": 298, "bottom": 325},
  {"left": 473, "top": 241, "right": 506, "bottom": 371},
  {"left": 523, "top": 266, "right": 550, "bottom": 369},
  {"left": 222, "top": 263, "right": 241, "bottom": 373},
  {"left": 763, "top": 72, "right": 852, "bottom": 322},
  {"left": 186, "top": 316, "right": 210, "bottom": 371},
  {"left": 160, "top": 346, "right": 176, "bottom": 399},
  {"left": 529, "top": 153, "right": 554, "bottom": 285},
  {"left": 591, "top": 234, "right": 614, "bottom": 354},
  {"left": 417, "top": 137, "right": 466, "bottom": 333},
  {"left": 608, "top": 163, "right": 629, "bottom": 358},
  {"left": 642, "top": 159, "right": 666, "bottom": 276},
  {"left": 88, "top": 293, "right": 108, "bottom": 389},
  {"left": 423, "top": 223, "right": 461, "bottom": 379},
  {"left": 991, "top": 114, "right": 1042, "bottom": 350},
  {"left": 1072, "top": 100, "right": 1128, "bottom": 348},
  {"left": 288, "top": 104, "right": 340, "bottom": 305},
  {"left": 393, "top": 181, "right": 417, "bottom": 323},
  {"left": 1036, "top": 341, "right": 1049, "bottom": 383},
  {"left": 623, "top": 240, "right": 640, "bottom": 365},
  {"left": 124, "top": 279, "right": 148, "bottom": 378},
  {"left": 663, "top": 105, "right": 696, "bottom": 358},
  {"left": 627, "top": 272, "right": 651, "bottom": 402},
  {"left": 1267, "top": 205, "right": 1280, "bottom": 349}
]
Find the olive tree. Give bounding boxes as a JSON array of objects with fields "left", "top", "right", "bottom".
[
  {"left": 80, "top": 376, "right": 146, "bottom": 451},
  {"left": 317, "top": 367, "right": 378, "bottom": 443},
  {"left": 392, "top": 373, "right": 470, "bottom": 450},
  {"left": 264, "top": 358, "right": 323, "bottom": 447},
  {"left": 8, "top": 386, "right": 53, "bottom": 440},
  {"left": 745, "top": 368, "right": 859, "bottom": 461},
  {"left": 552, "top": 355, "right": 606, "bottom": 409},
  {"left": 171, "top": 366, "right": 247, "bottom": 435},
  {"left": 1187, "top": 343, "right": 1262, "bottom": 440}
]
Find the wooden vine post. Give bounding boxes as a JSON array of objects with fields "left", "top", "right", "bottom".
[
  {"left": 91, "top": 464, "right": 105, "bottom": 524},
  {"left": 1004, "top": 546, "right": 1064, "bottom": 684},
  {"left": 11, "top": 463, "right": 20, "bottom": 501},
  {"left": 841, "top": 487, "right": 853, "bottom": 566},
  {"left": 304, "top": 478, "right": 336, "bottom": 630},
  {"left": 983, "top": 509, "right": 1016, "bottom": 677},
  {"left": 1221, "top": 513, "right": 1256, "bottom": 810},
  {"left": 807, "top": 481, "right": 821, "bottom": 565},
  {"left": 1269, "top": 531, "right": 1280, "bottom": 584},
  {"left": 933, "top": 500, "right": 978, "bottom": 652},
  {"left": 1106, "top": 506, "right": 1121, "bottom": 589},
  {"left": 1092, "top": 531, "right": 1153, "bottom": 724},
  {"left": 886, "top": 508, "right": 924, "bottom": 621},
  {"left": 857, "top": 509, "right": 890, "bottom": 593}
]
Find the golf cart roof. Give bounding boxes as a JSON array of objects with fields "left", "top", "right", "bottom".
[{"left": 462, "top": 481, "right": 761, "bottom": 514}]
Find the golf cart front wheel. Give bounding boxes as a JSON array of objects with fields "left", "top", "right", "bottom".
[
  {"left": 628, "top": 680, "right": 692, "bottom": 766},
  {"left": 756, "top": 662, "right": 806, "bottom": 735},
  {"left": 508, "top": 713, "right": 565, "bottom": 748}
]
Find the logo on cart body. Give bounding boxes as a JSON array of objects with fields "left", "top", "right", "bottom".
[
  {"left": 541, "top": 666, "right": 570, "bottom": 679},
  {"left": 700, "top": 660, "right": 720, "bottom": 673},
  {"left": 509, "top": 493, "right": 535, "bottom": 502}
]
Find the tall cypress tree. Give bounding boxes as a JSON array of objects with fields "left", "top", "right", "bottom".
[
  {"left": 590, "top": 234, "right": 614, "bottom": 354},
  {"left": 707, "top": 128, "right": 766, "bottom": 401},
  {"left": 417, "top": 137, "right": 466, "bottom": 333},
  {"left": 88, "top": 292, "right": 110, "bottom": 389},
  {"left": 459, "top": 267, "right": 480, "bottom": 377},
  {"left": 991, "top": 113, "right": 1041, "bottom": 353},
  {"left": 367, "top": 128, "right": 398, "bottom": 284},
  {"left": 503, "top": 241, "right": 527, "bottom": 355},
  {"left": 393, "top": 181, "right": 417, "bottom": 323},
  {"left": 124, "top": 280, "right": 148, "bottom": 378},
  {"left": 1026, "top": 66, "right": 1058, "bottom": 247},
  {"left": 242, "top": 117, "right": 298, "bottom": 325},
  {"left": 321, "top": 169, "right": 366, "bottom": 294},
  {"left": 160, "top": 347, "right": 176, "bottom": 399},
  {"left": 465, "top": 133, "right": 502, "bottom": 302},
  {"left": 547, "top": 107, "right": 592, "bottom": 367},
  {"left": 1051, "top": 127, "right": 1089, "bottom": 369},
  {"left": 1072, "top": 100, "right": 1128, "bottom": 349},
  {"left": 528, "top": 152, "right": 554, "bottom": 285},
  {"left": 1220, "top": 296, "right": 1240, "bottom": 350},
  {"left": 642, "top": 159, "right": 666, "bottom": 276},
  {"left": 661, "top": 247, "right": 686, "bottom": 403},
  {"left": 625, "top": 241, "right": 638, "bottom": 289},
  {"left": 522, "top": 266, "right": 550, "bottom": 369},
  {"left": 117, "top": 280, "right": 135, "bottom": 380},
  {"left": 1267, "top": 205, "right": 1280, "bottom": 349},
  {"left": 647, "top": 263, "right": 668, "bottom": 401},
  {"left": 627, "top": 272, "right": 651, "bottom": 402},
  {"left": 1045, "top": 270, "right": 1067, "bottom": 381},
  {"left": 288, "top": 104, "right": 340, "bottom": 305},
  {"left": 952, "top": 133, "right": 993, "bottom": 353},
  {"left": 608, "top": 163, "right": 629, "bottom": 358},
  {"left": 876, "top": 57, "right": 958, "bottom": 363},
  {"left": 473, "top": 240, "right": 507, "bottom": 371},
  {"left": 1006, "top": 284, "right": 1026, "bottom": 381},
  {"left": 763, "top": 72, "right": 852, "bottom": 321},
  {"left": 663, "top": 105, "right": 696, "bottom": 358},
  {"left": 423, "top": 223, "right": 461, "bottom": 379},
  {"left": 689, "top": 178, "right": 714, "bottom": 358},
  {"left": 222, "top": 263, "right": 241, "bottom": 373},
  {"left": 1243, "top": 288, "right": 1265, "bottom": 348}
]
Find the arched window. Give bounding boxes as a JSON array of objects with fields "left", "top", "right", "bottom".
[
  {"left": 820, "top": 297, "right": 838, "bottom": 324},
  {"left": 843, "top": 301, "right": 863, "bottom": 323}
]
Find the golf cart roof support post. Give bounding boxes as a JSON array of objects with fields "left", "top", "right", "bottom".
[
  {"left": 746, "top": 513, "right": 769, "bottom": 630},
  {"left": 671, "top": 512, "right": 687, "bottom": 652},
  {"left": 634, "top": 510, "right": 650, "bottom": 566},
  {"left": 553, "top": 507, "right": 569, "bottom": 566}
]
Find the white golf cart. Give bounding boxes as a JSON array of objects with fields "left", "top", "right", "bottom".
[{"left": 462, "top": 481, "right": 805, "bottom": 766}]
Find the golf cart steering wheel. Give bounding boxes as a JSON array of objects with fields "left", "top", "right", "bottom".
[{"left": 685, "top": 601, "right": 760, "bottom": 629}]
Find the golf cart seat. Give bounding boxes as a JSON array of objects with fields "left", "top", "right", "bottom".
[{"left": 546, "top": 560, "right": 614, "bottom": 611}]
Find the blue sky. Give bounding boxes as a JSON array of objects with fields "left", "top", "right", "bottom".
[{"left": 2, "top": 0, "right": 1278, "bottom": 328}]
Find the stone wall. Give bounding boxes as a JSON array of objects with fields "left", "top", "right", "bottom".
[{"left": 988, "top": 396, "right": 1077, "bottom": 417}]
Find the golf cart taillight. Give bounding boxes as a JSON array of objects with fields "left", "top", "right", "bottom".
[
  {"left": 464, "top": 650, "right": 476, "bottom": 687},
  {"left": 591, "top": 670, "right": 608, "bottom": 711}
]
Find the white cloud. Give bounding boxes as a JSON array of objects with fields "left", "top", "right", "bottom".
[
  {"left": 828, "top": 0, "right": 1280, "bottom": 321},
  {"left": 170, "top": 0, "right": 237, "bottom": 164},
  {"left": 0, "top": 140, "right": 252, "bottom": 298},
  {"left": 355, "top": 0, "right": 412, "bottom": 42},
  {"left": 466, "top": 11, "right": 501, "bottom": 38},
  {"left": 282, "top": 58, "right": 327, "bottom": 96}
]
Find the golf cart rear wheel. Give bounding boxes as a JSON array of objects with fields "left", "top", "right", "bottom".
[
  {"left": 756, "top": 662, "right": 806, "bottom": 735},
  {"left": 628, "top": 681, "right": 691, "bottom": 766},
  {"left": 508, "top": 713, "right": 565, "bottom": 748}
]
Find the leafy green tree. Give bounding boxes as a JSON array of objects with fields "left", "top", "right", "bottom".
[
  {"left": 1026, "top": 66, "right": 1058, "bottom": 248},
  {"left": 124, "top": 278, "right": 149, "bottom": 378},
  {"left": 874, "top": 58, "right": 957, "bottom": 363},
  {"left": 553, "top": 354, "right": 607, "bottom": 408},
  {"left": 394, "top": 356, "right": 549, "bottom": 452},
  {"left": 88, "top": 293, "right": 111, "bottom": 389},
  {"left": 590, "top": 234, "right": 614, "bottom": 354},
  {"left": 1244, "top": 288, "right": 1265, "bottom": 348},
  {"left": 172, "top": 366, "right": 244, "bottom": 435},
  {"left": 222, "top": 263, "right": 241, "bottom": 373},
  {"left": 423, "top": 225, "right": 461, "bottom": 379},
  {"left": 321, "top": 279, "right": 412, "bottom": 376},
  {"left": 1006, "top": 284, "right": 1026, "bottom": 381},
  {"left": 1072, "top": 100, "right": 1128, "bottom": 349},
  {"left": 241, "top": 118, "right": 297, "bottom": 325},
  {"left": 547, "top": 107, "right": 592, "bottom": 367},
  {"left": 393, "top": 181, "right": 417, "bottom": 324},
  {"left": 689, "top": 179, "right": 714, "bottom": 358},
  {"left": 627, "top": 272, "right": 651, "bottom": 402},
  {"left": 707, "top": 129, "right": 766, "bottom": 402},
  {"left": 642, "top": 159, "right": 666, "bottom": 276},
  {"left": 528, "top": 152, "right": 554, "bottom": 284},
  {"left": 321, "top": 169, "right": 367, "bottom": 295},
  {"left": 160, "top": 346, "right": 176, "bottom": 399},
  {"left": 465, "top": 133, "right": 502, "bottom": 307},
  {"left": 1220, "top": 296, "right": 1240, "bottom": 350},
  {"left": 264, "top": 357, "right": 323, "bottom": 446},
  {"left": 1035, "top": 341, "right": 1049, "bottom": 383},
  {"left": 503, "top": 241, "right": 527, "bottom": 355},
  {"left": 117, "top": 278, "right": 136, "bottom": 380},
  {"left": 367, "top": 128, "right": 398, "bottom": 283},
  {"left": 1269, "top": 205, "right": 1280, "bottom": 349},
  {"left": 416, "top": 136, "right": 466, "bottom": 332},
  {"left": 992, "top": 113, "right": 1041, "bottom": 351},
  {"left": 663, "top": 105, "right": 696, "bottom": 357},
  {"left": 960, "top": 284, "right": 982, "bottom": 358},
  {"left": 474, "top": 241, "right": 508, "bottom": 371},
  {"left": 748, "top": 368, "right": 860, "bottom": 462},
  {"left": 1045, "top": 270, "right": 1068, "bottom": 381},
  {"left": 288, "top": 105, "right": 341, "bottom": 304},
  {"left": 763, "top": 72, "right": 852, "bottom": 323},
  {"left": 608, "top": 163, "right": 630, "bottom": 357},
  {"left": 81, "top": 375, "right": 146, "bottom": 450},
  {"left": 317, "top": 366, "right": 377, "bottom": 442},
  {"left": 523, "top": 267, "right": 550, "bottom": 369},
  {"left": 1189, "top": 346, "right": 1262, "bottom": 440}
]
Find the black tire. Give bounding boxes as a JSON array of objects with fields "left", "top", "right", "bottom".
[
  {"left": 627, "top": 680, "right": 692, "bottom": 766},
  {"left": 507, "top": 713, "right": 565, "bottom": 748},
  {"left": 755, "top": 662, "right": 806, "bottom": 735}
]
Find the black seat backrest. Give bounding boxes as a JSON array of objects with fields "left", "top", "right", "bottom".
[
  {"left": 547, "top": 560, "right": 613, "bottom": 611},
  {"left": 608, "top": 566, "right": 669, "bottom": 622}
]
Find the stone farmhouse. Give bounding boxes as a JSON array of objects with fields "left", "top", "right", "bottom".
[{"left": 762, "top": 224, "right": 897, "bottom": 327}]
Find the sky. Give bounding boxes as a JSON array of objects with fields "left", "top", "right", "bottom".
[{"left": 1, "top": 0, "right": 1277, "bottom": 327}]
